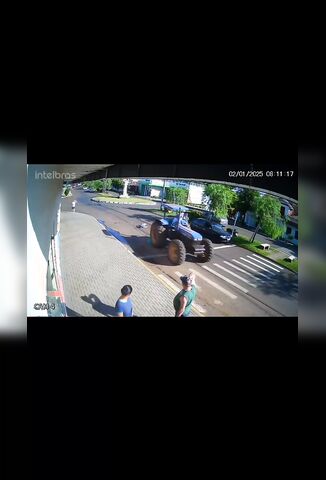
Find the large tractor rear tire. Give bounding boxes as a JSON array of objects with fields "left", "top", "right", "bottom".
[
  {"left": 150, "top": 220, "right": 167, "bottom": 248},
  {"left": 168, "top": 239, "right": 187, "bottom": 265},
  {"left": 198, "top": 238, "right": 213, "bottom": 262}
]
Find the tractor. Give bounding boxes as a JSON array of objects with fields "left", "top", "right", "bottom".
[{"left": 150, "top": 204, "right": 213, "bottom": 265}]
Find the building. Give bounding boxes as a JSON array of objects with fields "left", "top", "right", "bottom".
[
  {"left": 136, "top": 179, "right": 207, "bottom": 202},
  {"left": 282, "top": 216, "right": 298, "bottom": 245},
  {"left": 138, "top": 179, "right": 165, "bottom": 197},
  {"left": 243, "top": 197, "right": 298, "bottom": 244}
]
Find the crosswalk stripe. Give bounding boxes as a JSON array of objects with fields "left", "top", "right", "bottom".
[
  {"left": 240, "top": 257, "right": 276, "bottom": 275},
  {"left": 232, "top": 260, "right": 271, "bottom": 279},
  {"left": 189, "top": 268, "right": 237, "bottom": 300},
  {"left": 213, "top": 245, "right": 236, "bottom": 249},
  {"left": 175, "top": 271, "right": 202, "bottom": 290},
  {"left": 202, "top": 265, "right": 249, "bottom": 293},
  {"left": 158, "top": 274, "right": 206, "bottom": 314},
  {"left": 246, "top": 255, "right": 281, "bottom": 272},
  {"left": 223, "top": 260, "right": 266, "bottom": 283},
  {"left": 251, "top": 254, "right": 284, "bottom": 269},
  {"left": 213, "top": 263, "right": 257, "bottom": 287}
]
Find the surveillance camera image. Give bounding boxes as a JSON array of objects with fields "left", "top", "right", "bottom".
[{"left": 26, "top": 163, "right": 298, "bottom": 320}]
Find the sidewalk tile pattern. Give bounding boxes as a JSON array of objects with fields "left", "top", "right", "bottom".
[{"left": 60, "top": 212, "right": 178, "bottom": 317}]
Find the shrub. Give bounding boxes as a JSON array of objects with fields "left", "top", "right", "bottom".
[{"left": 165, "top": 187, "right": 188, "bottom": 205}]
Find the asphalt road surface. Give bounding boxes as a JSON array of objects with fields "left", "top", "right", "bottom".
[{"left": 61, "top": 189, "right": 298, "bottom": 317}]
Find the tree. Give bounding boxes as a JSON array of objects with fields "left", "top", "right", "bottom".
[
  {"left": 93, "top": 180, "right": 104, "bottom": 192},
  {"left": 165, "top": 187, "right": 188, "bottom": 205},
  {"left": 204, "top": 184, "right": 237, "bottom": 218},
  {"left": 103, "top": 178, "right": 112, "bottom": 192},
  {"left": 251, "top": 195, "right": 286, "bottom": 241},
  {"left": 112, "top": 179, "right": 124, "bottom": 190},
  {"left": 234, "top": 188, "right": 260, "bottom": 216}
]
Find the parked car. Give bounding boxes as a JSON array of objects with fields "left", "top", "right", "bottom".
[
  {"left": 203, "top": 211, "right": 228, "bottom": 227},
  {"left": 190, "top": 218, "right": 232, "bottom": 243}
]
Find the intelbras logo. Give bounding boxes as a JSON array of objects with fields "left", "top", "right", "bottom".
[{"left": 35, "top": 171, "right": 77, "bottom": 180}]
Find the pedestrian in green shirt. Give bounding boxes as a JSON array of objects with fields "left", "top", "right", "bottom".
[{"left": 173, "top": 273, "right": 197, "bottom": 317}]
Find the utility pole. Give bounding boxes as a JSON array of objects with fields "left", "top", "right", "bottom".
[
  {"left": 104, "top": 168, "right": 108, "bottom": 193},
  {"left": 250, "top": 220, "right": 260, "bottom": 243},
  {"left": 161, "top": 179, "right": 166, "bottom": 210},
  {"left": 231, "top": 211, "right": 239, "bottom": 237}
]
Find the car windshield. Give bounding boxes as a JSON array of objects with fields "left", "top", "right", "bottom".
[{"left": 212, "top": 224, "right": 227, "bottom": 234}]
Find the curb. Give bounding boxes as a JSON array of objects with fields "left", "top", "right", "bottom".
[{"left": 91, "top": 198, "right": 156, "bottom": 206}]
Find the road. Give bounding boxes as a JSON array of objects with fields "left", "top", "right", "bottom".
[{"left": 61, "top": 189, "right": 298, "bottom": 317}]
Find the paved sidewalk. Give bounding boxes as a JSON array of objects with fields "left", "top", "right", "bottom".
[{"left": 60, "top": 212, "right": 178, "bottom": 317}]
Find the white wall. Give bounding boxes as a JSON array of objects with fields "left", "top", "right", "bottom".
[
  {"left": 27, "top": 165, "right": 64, "bottom": 316},
  {"left": 188, "top": 184, "right": 204, "bottom": 204},
  {"left": 150, "top": 188, "right": 161, "bottom": 198}
]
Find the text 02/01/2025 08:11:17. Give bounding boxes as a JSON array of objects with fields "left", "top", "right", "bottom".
[{"left": 228, "top": 171, "right": 294, "bottom": 178}]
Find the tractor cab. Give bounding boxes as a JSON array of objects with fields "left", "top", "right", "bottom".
[{"left": 162, "top": 204, "right": 190, "bottom": 229}]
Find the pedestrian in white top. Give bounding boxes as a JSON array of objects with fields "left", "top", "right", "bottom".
[{"left": 72, "top": 200, "right": 77, "bottom": 211}]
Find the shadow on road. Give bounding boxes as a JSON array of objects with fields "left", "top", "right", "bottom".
[
  {"left": 125, "top": 206, "right": 158, "bottom": 213},
  {"left": 255, "top": 273, "right": 298, "bottom": 298},
  {"left": 81, "top": 294, "right": 116, "bottom": 316},
  {"left": 126, "top": 213, "right": 160, "bottom": 222},
  {"left": 122, "top": 233, "right": 153, "bottom": 250}
]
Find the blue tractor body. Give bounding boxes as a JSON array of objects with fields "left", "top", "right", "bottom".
[{"left": 150, "top": 204, "right": 213, "bottom": 265}]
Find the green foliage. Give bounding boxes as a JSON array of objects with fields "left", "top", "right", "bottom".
[
  {"left": 233, "top": 235, "right": 272, "bottom": 256},
  {"left": 255, "top": 195, "right": 286, "bottom": 240},
  {"left": 165, "top": 187, "right": 188, "bottom": 205},
  {"left": 204, "top": 184, "right": 237, "bottom": 218},
  {"left": 112, "top": 179, "right": 124, "bottom": 190},
  {"left": 92, "top": 180, "right": 103, "bottom": 192},
  {"left": 64, "top": 187, "right": 70, "bottom": 196},
  {"left": 103, "top": 178, "right": 112, "bottom": 191},
  {"left": 234, "top": 189, "right": 260, "bottom": 215}
]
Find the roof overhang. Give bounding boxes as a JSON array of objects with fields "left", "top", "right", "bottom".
[{"left": 67, "top": 163, "right": 297, "bottom": 204}]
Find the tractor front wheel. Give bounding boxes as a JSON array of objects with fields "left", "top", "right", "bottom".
[
  {"left": 150, "top": 220, "right": 167, "bottom": 248},
  {"left": 198, "top": 238, "right": 213, "bottom": 262},
  {"left": 168, "top": 239, "right": 186, "bottom": 265}
]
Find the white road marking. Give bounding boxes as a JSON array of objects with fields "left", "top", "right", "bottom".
[
  {"left": 158, "top": 274, "right": 206, "bottom": 314},
  {"left": 223, "top": 260, "right": 266, "bottom": 283},
  {"left": 251, "top": 254, "right": 284, "bottom": 269},
  {"left": 213, "top": 245, "right": 236, "bottom": 250},
  {"left": 246, "top": 255, "right": 281, "bottom": 272},
  {"left": 213, "top": 263, "right": 257, "bottom": 287},
  {"left": 202, "top": 265, "right": 249, "bottom": 293},
  {"left": 189, "top": 268, "right": 237, "bottom": 300},
  {"left": 232, "top": 259, "right": 271, "bottom": 279},
  {"left": 240, "top": 257, "right": 276, "bottom": 275}
]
